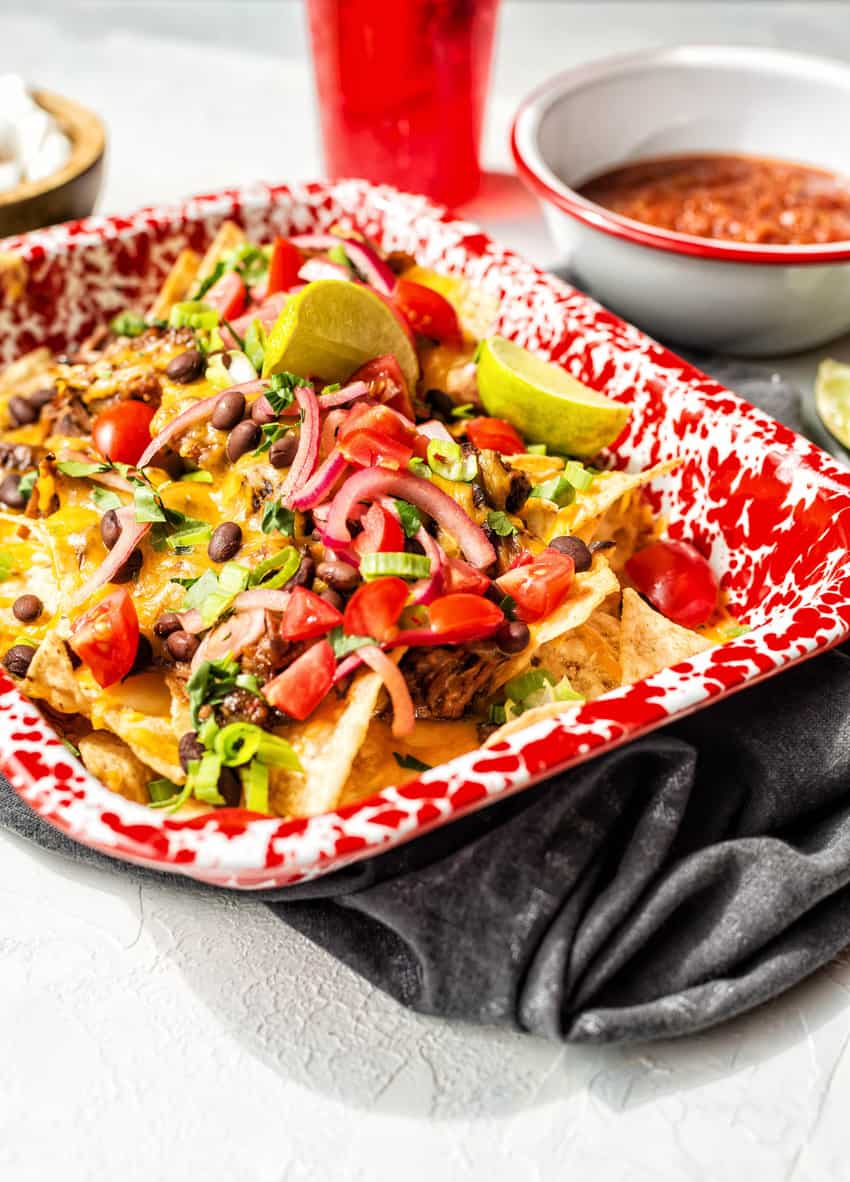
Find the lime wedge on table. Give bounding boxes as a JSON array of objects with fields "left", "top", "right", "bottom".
[
  {"left": 262, "top": 280, "right": 419, "bottom": 392},
  {"left": 476, "top": 336, "right": 631, "bottom": 458},
  {"left": 815, "top": 358, "right": 850, "bottom": 449}
]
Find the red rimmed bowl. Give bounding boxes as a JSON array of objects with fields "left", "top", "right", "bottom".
[
  {"left": 511, "top": 45, "right": 850, "bottom": 356},
  {"left": 1, "top": 178, "right": 850, "bottom": 889}
]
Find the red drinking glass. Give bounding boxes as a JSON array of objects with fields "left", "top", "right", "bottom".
[{"left": 306, "top": 0, "right": 500, "bottom": 208}]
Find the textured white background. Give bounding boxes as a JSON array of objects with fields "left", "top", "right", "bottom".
[{"left": 3, "top": 4, "right": 850, "bottom": 1179}]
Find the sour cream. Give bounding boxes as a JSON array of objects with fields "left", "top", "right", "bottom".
[{"left": 0, "top": 74, "right": 71, "bottom": 193}]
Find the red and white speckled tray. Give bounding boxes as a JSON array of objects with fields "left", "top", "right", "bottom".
[{"left": 1, "top": 179, "right": 849, "bottom": 889}]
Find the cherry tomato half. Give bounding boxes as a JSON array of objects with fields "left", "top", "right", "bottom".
[
  {"left": 353, "top": 503, "right": 405, "bottom": 557},
  {"left": 92, "top": 401, "right": 157, "bottom": 466},
  {"left": 465, "top": 417, "right": 525, "bottom": 455},
  {"left": 203, "top": 270, "right": 247, "bottom": 320},
  {"left": 280, "top": 587, "right": 343, "bottom": 642},
  {"left": 427, "top": 593, "right": 504, "bottom": 643},
  {"left": 338, "top": 402, "right": 417, "bottom": 470},
  {"left": 69, "top": 589, "right": 140, "bottom": 688},
  {"left": 343, "top": 576, "right": 409, "bottom": 643},
  {"left": 495, "top": 550, "right": 575, "bottom": 623},
  {"left": 262, "top": 640, "right": 336, "bottom": 720},
  {"left": 625, "top": 539, "right": 718, "bottom": 629},
  {"left": 444, "top": 557, "right": 492, "bottom": 596},
  {"left": 349, "top": 354, "right": 415, "bottom": 420},
  {"left": 391, "top": 279, "right": 462, "bottom": 345}
]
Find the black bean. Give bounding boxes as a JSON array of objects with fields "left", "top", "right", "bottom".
[
  {"left": 251, "top": 395, "right": 278, "bottom": 425},
  {"left": 548, "top": 534, "right": 593, "bottom": 572},
  {"left": 320, "top": 588, "right": 344, "bottom": 612},
  {"left": 166, "top": 348, "right": 205, "bottom": 384},
  {"left": 8, "top": 395, "right": 38, "bottom": 426},
  {"left": 112, "top": 548, "right": 143, "bottom": 584},
  {"left": 28, "top": 385, "right": 57, "bottom": 410},
  {"left": 0, "top": 474, "right": 26, "bottom": 510},
  {"left": 178, "top": 730, "right": 205, "bottom": 771},
  {"left": 483, "top": 582, "right": 502, "bottom": 606},
  {"left": 100, "top": 509, "right": 122, "bottom": 550},
  {"left": 226, "top": 420, "right": 261, "bottom": 462},
  {"left": 426, "top": 388, "right": 455, "bottom": 420},
  {"left": 218, "top": 767, "right": 242, "bottom": 808},
  {"left": 285, "top": 553, "right": 315, "bottom": 590},
  {"left": 269, "top": 431, "right": 299, "bottom": 469},
  {"left": 208, "top": 522, "right": 242, "bottom": 563},
  {"left": 166, "top": 630, "right": 200, "bottom": 662},
  {"left": 495, "top": 620, "right": 531, "bottom": 654},
  {"left": 12, "top": 594, "right": 42, "bottom": 623},
  {"left": 154, "top": 611, "right": 183, "bottom": 639},
  {"left": 125, "top": 634, "right": 153, "bottom": 678},
  {"left": 211, "top": 390, "right": 246, "bottom": 431},
  {"left": 316, "top": 559, "right": 358, "bottom": 593},
  {"left": 3, "top": 644, "right": 35, "bottom": 678}
]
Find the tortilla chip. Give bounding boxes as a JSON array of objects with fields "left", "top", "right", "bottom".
[
  {"left": 485, "top": 696, "right": 586, "bottom": 746},
  {"left": 493, "top": 556, "right": 621, "bottom": 691},
  {"left": 96, "top": 708, "right": 184, "bottom": 784},
  {"left": 0, "top": 346, "right": 54, "bottom": 396},
  {"left": 533, "top": 613, "right": 622, "bottom": 701},
  {"left": 148, "top": 249, "right": 201, "bottom": 320},
  {"left": 619, "top": 587, "right": 714, "bottom": 684},
  {"left": 521, "top": 460, "right": 679, "bottom": 546},
  {"left": 78, "top": 732, "right": 154, "bottom": 805},
  {"left": 0, "top": 251, "right": 29, "bottom": 304},
  {"left": 21, "top": 630, "right": 89, "bottom": 716},
  {"left": 270, "top": 670, "right": 385, "bottom": 818},
  {"left": 591, "top": 493, "right": 660, "bottom": 574},
  {"left": 196, "top": 220, "right": 245, "bottom": 282}
]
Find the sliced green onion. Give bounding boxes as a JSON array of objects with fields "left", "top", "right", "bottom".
[
  {"left": 564, "top": 460, "right": 594, "bottom": 491},
  {"left": 240, "top": 759, "right": 270, "bottom": 814},
  {"left": 327, "top": 243, "right": 350, "bottom": 267},
  {"left": 109, "top": 310, "right": 147, "bottom": 337},
  {"left": 235, "top": 672, "right": 262, "bottom": 695},
  {"left": 214, "top": 722, "right": 263, "bottom": 767},
  {"left": 197, "top": 716, "right": 220, "bottom": 748},
  {"left": 360, "top": 551, "right": 431, "bottom": 581},
  {"left": 177, "top": 469, "right": 214, "bottom": 484},
  {"left": 92, "top": 486, "right": 123, "bottom": 512},
  {"left": 255, "top": 733, "right": 303, "bottom": 772},
  {"left": 188, "top": 751, "right": 225, "bottom": 805},
  {"left": 450, "top": 403, "right": 475, "bottom": 420},
  {"left": 169, "top": 301, "right": 220, "bottom": 332},
  {"left": 181, "top": 569, "right": 219, "bottom": 611},
  {"left": 205, "top": 353, "right": 233, "bottom": 391},
  {"left": 554, "top": 676, "right": 585, "bottom": 703},
  {"left": 149, "top": 780, "right": 193, "bottom": 811},
  {"left": 148, "top": 777, "right": 182, "bottom": 804},
  {"left": 426, "top": 438, "right": 477, "bottom": 482},
  {"left": 198, "top": 562, "right": 250, "bottom": 628},
  {"left": 166, "top": 519, "right": 212, "bottom": 550},
  {"left": 408, "top": 457, "right": 431, "bottom": 479},
  {"left": 56, "top": 460, "right": 108, "bottom": 478},
  {"left": 248, "top": 547, "right": 300, "bottom": 589},
  {"left": 504, "top": 668, "right": 554, "bottom": 704},
  {"left": 526, "top": 444, "right": 547, "bottom": 456},
  {"left": 488, "top": 703, "right": 506, "bottom": 725},
  {"left": 530, "top": 474, "right": 575, "bottom": 507},
  {"left": 393, "top": 752, "right": 431, "bottom": 772}
]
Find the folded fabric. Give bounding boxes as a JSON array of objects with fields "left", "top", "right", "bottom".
[{"left": 3, "top": 358, "right": 849, "bottom": 1044}]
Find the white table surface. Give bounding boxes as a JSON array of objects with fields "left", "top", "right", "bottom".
[{"left": 3, "top": 4, "right": 850, "bottom": 1179}]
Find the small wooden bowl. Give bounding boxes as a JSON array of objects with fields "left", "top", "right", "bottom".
[{"left": 0, "top": 88, "right": 105, "bottom": 239}]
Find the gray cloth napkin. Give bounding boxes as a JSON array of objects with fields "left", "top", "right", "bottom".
[{"left": 3, "top": 357, "right": 848, "bottom": 1044}]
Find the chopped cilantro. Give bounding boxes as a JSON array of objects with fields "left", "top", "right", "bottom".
[
  {"left": 253, "top": 423, "right": 287, "bottom": 456},
  {"left": 498, "top": 593, "right": 517, "bottom": 620},
  {"left": 393, "top": 752, "right": 431, "bottom": 772},
  {"left": 147, "top": 777, "right": 183, "bottom": 804},
  {"left": 186, "top": 654, "right": 240, "bottom": 727},
  {"left": 17, "top": 471, "right": 36, "bottom": 500},
  {"left": 261, "top": 500, "right": 295, "bottom": 535},
  {"left": 248, "top": 547, "right": 300, "bottom": 589},
  {"left": 92, "top": 486, "right": 123, "bottom": 513},
  {"left": 181, "top": 569, "right": 219, "bottom": 610},
  {"left": 486, "top": 510, "right": 517, "bottom": 537},
  {"left": 329, "top": 627, "right": 375, "bottom": 659},
  {"left": 265, "top": 371, "right": 305, "bottom": 413},
  {"left": 56, "top": 460, "right": 109, "bottom": 479},
  {"left": 530, "top": 473, "right": 576, "bottom": 507},
  {"left": 394, "top": 499, "right": 421, "bottom": 539}
]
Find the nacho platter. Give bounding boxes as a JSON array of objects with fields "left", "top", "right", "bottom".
[{"left": 1, "top": 180, "right": 849, "bottom": 888}]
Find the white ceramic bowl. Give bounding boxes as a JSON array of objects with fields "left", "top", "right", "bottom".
[{"left": 511, "top": 45, "right": 850, "bottom": 356}]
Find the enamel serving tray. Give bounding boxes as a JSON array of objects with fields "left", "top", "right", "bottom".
[{"left": 1, "top": 179, "right": 849, "bottom": 889}]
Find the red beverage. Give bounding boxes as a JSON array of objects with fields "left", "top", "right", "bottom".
[{"left": 307, "top": 0, "right": 500, "bottom": 208}]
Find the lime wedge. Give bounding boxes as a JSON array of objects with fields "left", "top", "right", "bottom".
[
  {"left": 262, "top": 279, "right": 419, "bottom": 392},
  {"left": 476, "top": 336, "right": 630, "bottom": 458},
  {"left": 815, "top": 358, "right": 850, "bottom": 448}
]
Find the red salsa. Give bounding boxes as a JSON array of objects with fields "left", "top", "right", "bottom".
[{"left": 578, "top": 153, "right": 850, "bottom": 246}]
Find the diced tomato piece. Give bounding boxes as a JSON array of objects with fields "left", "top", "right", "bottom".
[
  {"left": 465, "top": 417, "right": 525, "bottom": 455},
  {"left": 203, "top": 270, "right": 247, "bottom": 320},
  {"left": 262, "top": 639, "right": 336, "bottom": 720},
  {"left": 625, "top": 539, "right": 718, "bottom": 629},
  {"left": 338, "top": 402, "right": 417, "bottom": 469},
  {"left": 391, "top": 279, "right": 462, "bottom": 345},
  {"left": 353, "top": 503, "right": 405, "bottom": 557},
  {"left": 280, "top": 587, "right": 343, "bottom": 642},
  {"left": 427, "top": 593, "right": 504, "bottom": 642},
  {"left": 92, "top": 401, "right": 156, "bottom": 466},
  {"left": 495, "top": 550, "right": 575, "bottom": 622},
  {"left": 444, "top": 557, "right": 492, "bottom": 596},
  {"left": 69, "top": 589, "right": 140, "bottom": 688},
  {"left": 265, "top": 237, "right": 302, "bottom": 297},
  {"left": 508, "top": 550, "right": 535, "bottom": 571},
  {"left": 349, "top": 355, "right": 415, "bottom": 420},
  {"left": 343, "top": 577, "right": 408, "bottom": 643}
]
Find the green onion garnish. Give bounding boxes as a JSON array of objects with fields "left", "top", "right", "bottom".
[
  {"left": 360, "top": 552, "right": 431, "bottom": 581},
  {"left": 169, "top": 301, "right": 220, "bottom": 332},
  {"left": 426, "top": 438, "right": 477, "bottom": 482}
]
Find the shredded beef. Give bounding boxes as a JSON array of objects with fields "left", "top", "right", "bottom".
[
  {"left": 216, "top": 688, "right": 275, "bottom": 728},
  {"left": 0, "top": 443, "right": 33, "bottom": 471},
  {"left": 401, "top": 643, "right": 507, "bottom": 720}
]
